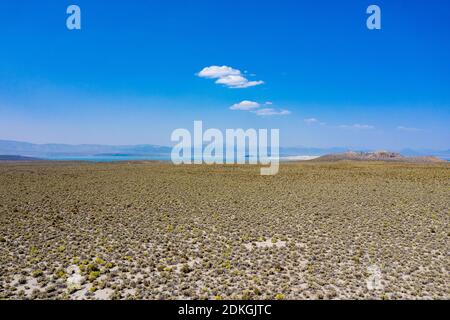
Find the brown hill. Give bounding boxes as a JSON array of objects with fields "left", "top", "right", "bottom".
[{"left": 314, "top": 151, "right": 446, "bottom": 163}]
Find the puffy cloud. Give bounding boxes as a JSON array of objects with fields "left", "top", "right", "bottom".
[
  {"left": 197, "top": 65, "right": 264, "bottom": 88},
  {"left": 197, "top": 66, "right": 241, "bottom": 79},
  {"left": 216, "top": 75, "right": 264, "bottom": 88},
  {"left": 253, "top": 108, "right": 291, "bottom": 116},
  {"left": 230, "top": 100, "right": 261, "bottom": 110}
]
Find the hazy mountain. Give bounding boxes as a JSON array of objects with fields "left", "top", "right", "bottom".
[
  {"left": 0, "top": 140, "right": 171, "bottom": 158},
  {"left": 0, "top": 155, "right": 41, "bottom": 161},
  {"left": 0, "top": 140, "right": 448, "bottom": 160}
]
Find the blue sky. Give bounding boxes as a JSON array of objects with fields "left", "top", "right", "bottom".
[{"left": 0, "top": 0, "right": 449, "bottom": 149}]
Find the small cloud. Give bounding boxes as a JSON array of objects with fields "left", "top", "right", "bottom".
[
  {"left": 197, "top": 65, "right": 264, "bottom": 89},
  {"left": 304, "top": 118, "right": 319, "bottom": 124},
  {"left": 215, "top": 75, "right": 264, "bottom": 88},
  {"left": 397, "top": 126, "right": 422, "bottom": 132},
  {"left": 253, "top": 108, "right": 291, "bottom": 116},
  {"left": 304, "top": 118, "right": 326, "bottom": 126},
  {"left": 229, "top": 100, "right": 290, "bottom": 116},
  {"left": 339, "top": 124, "right": 375, "bottom": 130},
  {"left": 230, "top": 100, "right": 261, "bottom": 111},
  {"left": 197, "top": 66, "right": 240, "bottom": 79},
  {"left": 265, "top": 101, "right": 273, "bottom": 105}
]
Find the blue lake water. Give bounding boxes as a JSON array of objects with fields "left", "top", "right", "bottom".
[
  {"left": 44, "top": 155, "right": 297, "bottom": 163},
  {"left": 45, "top": 155, "right": 172, "bottom": 162}
]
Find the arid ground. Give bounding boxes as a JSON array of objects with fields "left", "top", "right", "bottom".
[{"left": 0, "top": 161, "right": 448, "bottom": 300}]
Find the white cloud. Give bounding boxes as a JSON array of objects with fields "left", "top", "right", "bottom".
[
  {"left": 397, "top": 126, "right": 422, "bottom": 132},
  {"left": 230, "top": 100, "right": 261, "bottom": 110},
  {"left": 197, "top": 66, "right": 241, "bottom": 79},
  {"left": 215, "top": 75, "right": 264, "bottom": 88},
  {"left": 253, "top": 108, "right": 291, "bottom": 116},
  {"left": 339, "top": 124, "right": 375, "bottom": 130},
  {"left": 197, "top": 65, "right": 264, "bottom": 89},
  {"left": 264, "top": 101, "right": 273, "bottom": 105},
  {"left": 304, "top": 118, "right": 326, "bottom": 125},
  {"left": 229, "top": 100, "right": 291, "bottom": 116},
  {"left": 304, "top": 118, "right": 319, "bottom": 124}
]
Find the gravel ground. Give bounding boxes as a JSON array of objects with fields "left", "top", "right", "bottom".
[{"left": 0, "top": 161, "right": 448, "bottom": 300}]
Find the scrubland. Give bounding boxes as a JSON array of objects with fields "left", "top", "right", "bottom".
[{"left": 0, "top": 161, "right": 448, "bottom": 300}]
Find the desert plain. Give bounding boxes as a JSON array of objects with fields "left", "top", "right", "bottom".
[{"left": 0, "top": 161, "right": 448, "bottom": 300}]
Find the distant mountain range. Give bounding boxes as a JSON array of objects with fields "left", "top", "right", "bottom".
[
  {"left": 0, "top": 155, "right": 41, "bottom": 161},
  {"left": 0, "top": 140, "right": 171, "bottom": 158},
  {"left": 0, "top": 140, "right": 449, "bottom": 160}
]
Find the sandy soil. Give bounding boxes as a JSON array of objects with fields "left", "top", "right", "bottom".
[{"left": 0, "top": 161, "right": 448, "bottom": 300}]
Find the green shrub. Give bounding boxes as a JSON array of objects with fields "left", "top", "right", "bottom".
[
  {"left": 32, "top": 270, "right": 43, "bottom": 278},
  {"left": 275, "top": 293, "right": 285, "bottom": 300},
  {"left": 88, "top": 271, "right": 101, "bottom": 282}
]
